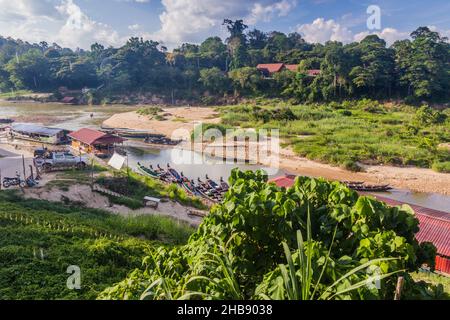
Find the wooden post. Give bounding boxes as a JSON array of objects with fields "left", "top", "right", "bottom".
[
  {"left": 22, "top": 155, "right": 26, "bottom": 180},
  {"left": 394, "top": 276, "right": 404, "bottom": 300},
  {"left": 90, "top": 158, "right": 94, "bottom": 190},
  {"left": 0, "top": 169, "right": 2, "bottom": 191}
]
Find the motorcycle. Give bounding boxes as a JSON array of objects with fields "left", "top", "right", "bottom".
[{"left": 2, "top": 173, "right": 26, "bottom": 189}]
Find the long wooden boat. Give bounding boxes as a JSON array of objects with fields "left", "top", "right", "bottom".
[
  {"left": 167, "top": 164, "right": 182, "bottom": 183},
  {"left": 219, "top": 177, "right": 229, "bottom": 192},
  {"left": 180, "top": 173, "right": 198, "bottom": 196},
  {"left": 144, "top": 136, "right": 182, "bottom": 146},
  {"left": 205, "top": 175, "right": 222, "bottom": 192},
  {"left": 156, "top": 164, "right": 177, "bottom": 183},
  {"left": 348, "top": 184, "right": 393, "bottom": 192},
  {"left": 137, "top": 162, "right": 161, "bottom": 179},
  {"left": 196, "top": 178, "right": 222, "bottom": 203},
  {"left": 101, "top": 127, "right": 156, "bottom": 139}
]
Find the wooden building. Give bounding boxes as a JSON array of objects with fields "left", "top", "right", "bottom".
[
  {"left": 69, "top": 128, "right": 125, "bottom": 158},
  {"left": 10, "top": 123, "right": 70, "bottom": 145}
]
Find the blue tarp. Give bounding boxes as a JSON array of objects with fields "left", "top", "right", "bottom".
[{"left": 11, "top": 123, "right": 66, "bottom": 137}]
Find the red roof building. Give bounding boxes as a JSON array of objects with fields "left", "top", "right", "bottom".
[
  {"left": 285, "top": 64, "right": 299, "bottom": 72},
  {"left": 307, "top": 69, "right": 321, "bottom": 77},
  {"left": 269, "top": 175, "right": 296, "bottom": 188},
  {"left": 257, "top": 63, "right": 321, "bottom": 77},
  {"left": 269, "top": 176, "right": 450, "bottom": 274},
  {"left": 69, "top": 128, "right": 125, "bottom": 157},
  {"left": 257, "top": 63, "right": 285, "bottom": 75}
]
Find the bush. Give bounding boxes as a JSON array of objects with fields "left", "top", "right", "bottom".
[
  {"left": 432, "top": 161, "right": 450, "bottom": 173},
  {"left": 100, "top": 169, "right": 434, "bottom": 300},
  {"left": 343, "top": 160, "right": 362, "bottom": 172}
]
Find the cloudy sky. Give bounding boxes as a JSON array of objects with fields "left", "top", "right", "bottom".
[{"left": 0, "top": 0, "right": 449, "bottom": 49}]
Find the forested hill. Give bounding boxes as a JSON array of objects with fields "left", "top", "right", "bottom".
[{"left": 0, "top": 21, "right": 449, "bottom": 104}]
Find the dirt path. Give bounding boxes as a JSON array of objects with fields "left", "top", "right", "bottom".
[{"left": 23, "top": 184, "right": 204, "bottom": 226}]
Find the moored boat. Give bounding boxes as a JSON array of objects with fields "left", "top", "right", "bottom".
[
  {"left": 348, "top": 184, "right": 393, "bottom": 192},
  {"left": 167, "top": 164, "right": 182, "bottom": 183},
  {"left": 205, "top": 174, "right": 222, "bottom": 192},
  {"left": 219, "top": 177, "right": 229, "bottom": 192},
  {"left": 137, "top": 162, "right": 161, "bottom": 178}
]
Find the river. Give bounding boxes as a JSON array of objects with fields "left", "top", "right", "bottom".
[{"left": 1, "top": 101, "right": 449, "bottom": 213}]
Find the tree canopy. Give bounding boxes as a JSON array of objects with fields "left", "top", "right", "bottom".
[{"left": 0, "top": 24, "right": 449, "bottom": 103}]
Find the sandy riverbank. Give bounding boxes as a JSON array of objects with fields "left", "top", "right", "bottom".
[
  {"left": 102, "top": 107, "right": 221, "bottom": 140},
  {"left": 103, "top": 110, "right": 450, "bottom": 196}
]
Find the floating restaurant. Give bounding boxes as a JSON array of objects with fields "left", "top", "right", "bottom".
[
  {"left": 69, "top": 128, "right": 126, "bottom": 158},
  {"left": 10, "top": 123, "right": 70, "bottom": 145}
]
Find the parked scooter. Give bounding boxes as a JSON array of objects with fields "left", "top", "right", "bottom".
[{"left": 2, "top": 172, "right": 26, "bottom": 188}]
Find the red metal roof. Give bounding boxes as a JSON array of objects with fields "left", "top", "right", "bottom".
[
  {"left": 69, "top": 128, "right": 124, "bottom": 145},
  {"left": 269, "top": 180, "right": 450, "bottom": 259},
  {"left": 269, "top": 175, "right": 296, "bottom": 188},
  {"left": 360, "top": 194, "right": 450, "bottom": 258},
  {"left": 285, "top": 64, "right": 299, "bottom": 72},
  {"left": 257, "top": 63, "right": 285, "bottom": 74},
  {"left": 307, "top": 69, "right": 321, "bottom": 76}
]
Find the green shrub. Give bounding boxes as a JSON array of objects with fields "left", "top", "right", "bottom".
[
  {"left": 100, "top": 169, "right": 435, "bottom": 301},
  {"left": 432, "top": 161, "right": 450, "bottom": 173}
]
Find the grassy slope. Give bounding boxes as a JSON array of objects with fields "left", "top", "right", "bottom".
[
  {"left": 0, "top": 191, "right": 194, "bottom": 300},
  {"left": 219, "top": 101, "right": 450, "bottom": 171}
]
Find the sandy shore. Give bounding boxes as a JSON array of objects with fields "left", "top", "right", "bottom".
[
  {"left": 103, "top": 110, "right": 450, "bottom": 196},
  {"left": 103, "top": 107, "right": 221, "bottom": 140}
]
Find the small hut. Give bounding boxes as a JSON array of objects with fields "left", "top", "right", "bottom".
[{"left": 69, "top": 128, "right": 125, "bottom": 157}]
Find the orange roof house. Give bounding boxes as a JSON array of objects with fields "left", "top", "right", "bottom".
[
  {"left": 257, "top": 63, "right": 321, "bottom": 77},
  {"left": 285, "top": 64, "right": 299, "bottom": 72},
  {"left": 257, "top": 63, "right": 285, "bottom": 76}
]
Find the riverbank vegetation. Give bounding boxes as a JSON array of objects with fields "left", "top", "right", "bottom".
[
  {"left": 95, "top": 170, "right": 206, "bottom": 210},
  {"left": 100, "top": 169, "right": 448, "bottom": 300},
  {"left": 0, "top": 24, "right": 449, "bottom": 105},
  {"left": 0, "top": 191, "right": 194, "bottom": 300},
  {"left": 217, "top": 100, "right": 450, "bottom": 172}
]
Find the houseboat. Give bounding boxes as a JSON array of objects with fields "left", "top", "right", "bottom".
[{"left": 10, "top": 123, "right": 70, "bottom": 145}]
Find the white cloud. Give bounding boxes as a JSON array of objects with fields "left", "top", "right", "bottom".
[
  {"left": 354, "top": 28, "right": 409, "bottom": 46},
  {"left": 0, "top": 0, "right": 124, "bottom": 49},
  {"left": 246, "top": 0, "right": 296, "bottom": 25},
  {"left": 55, "top": 0, "right": 123, "bottom": 48},
  {"left": 428, "top": 26, "right": 450, "bottom": 42},
  {"left": 297, "top": 18, "right": 412, "bottom": 46},
  {"left": 296, "top": 18, "right": 353, "bottom": 44},
  {"left": 128, "top": 24, "right": 141, "bottom": 31},
  {"left": 149, "top": 0, "right": 297, "bottom": 49}
]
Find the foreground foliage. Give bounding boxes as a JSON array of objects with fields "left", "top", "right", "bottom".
[
  {"left": 0, "top": 192, "right": 194, "bottom": 300},
  {"left": 100, "top": 169, "right": 439, "bottom": 300}
]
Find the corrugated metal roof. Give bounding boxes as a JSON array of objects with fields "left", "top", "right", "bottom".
[
  {"left": 11, "top": 123, "right": 65, "bottom": 137},
  {"left": 360, "top": 194, "right": 450, "bottom": 258},
  {"left": 69, "top": 128, "right": 124, "bottom": 145},
  {"left": 268, "top": 182, "right": 450, "bottom": 258},
  {"left": 269, "top": 175, "right": 296, "bottom": 188}
]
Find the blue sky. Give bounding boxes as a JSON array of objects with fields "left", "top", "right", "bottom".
[{"left": 0, "top": 0, "right": 448, "bottom": 49}]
